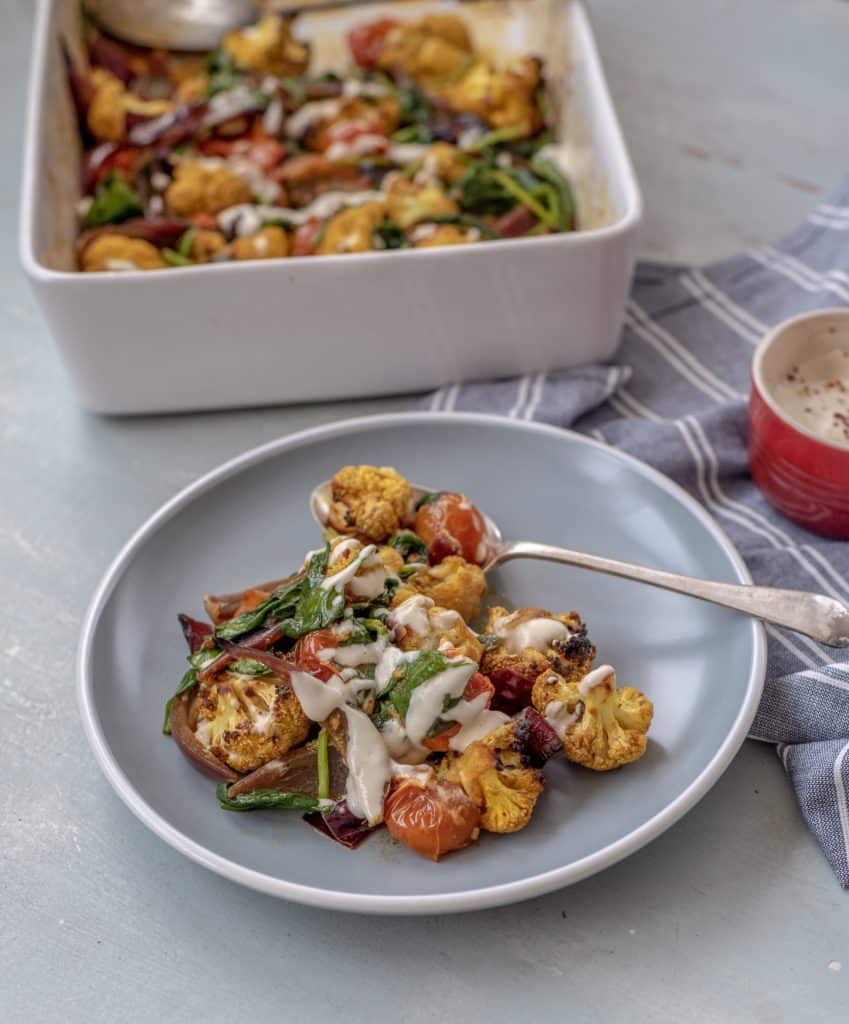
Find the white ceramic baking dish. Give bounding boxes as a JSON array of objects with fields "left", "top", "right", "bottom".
[{"left": 20, "top": 0, "right": 642, "bottom": 414}]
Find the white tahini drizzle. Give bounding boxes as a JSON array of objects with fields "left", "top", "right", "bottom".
[
  {"left": 543, "top": 700, "right": 578, "bottom": 740},
  {"left": 320, "top": 544, "right": 377, "bottom": 592},
  {"left": 579, "top": 664, "right": 615, "bottom": 697},
  {"left": 388, "top": 595, "right": 434, "bottom": 636},
  {"left": 285, "top": 99, "right": 343, "bottom": 138},
  {"left": 217, "top": 190, "right": 381, "bottom": 235},
  {"left": 494, "top": 612, "right": 572, "bottom": 654}
]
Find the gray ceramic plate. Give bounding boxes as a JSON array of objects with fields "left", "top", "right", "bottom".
[{"left": 78, "top": 413, "right": 766, "bottom": 914}]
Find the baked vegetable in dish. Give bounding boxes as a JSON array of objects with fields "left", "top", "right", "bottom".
[
  {"left": 163, "top": 465, "right": 653, "bottom": 861},
  {"left": 68, "top": 9, "right": 575, "bottom": 271}
]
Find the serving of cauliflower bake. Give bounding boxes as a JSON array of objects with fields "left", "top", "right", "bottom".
[
  {"left": 163, "top": 465, "right": 653, "bottom": 860},
  {"left": 69, "top": 7, "right": 575, "bottom": 271}
]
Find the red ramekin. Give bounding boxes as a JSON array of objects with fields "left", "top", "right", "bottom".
[{"left": 749, "top": 308, "right": 849, "bottom": 539}]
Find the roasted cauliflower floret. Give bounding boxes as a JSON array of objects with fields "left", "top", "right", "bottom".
[
  {"left": 443, "top": 56, "right": 542, "bottom": 136},
  {"left": 378, "top": 16, "right": 472, "bottom": 86},
  {"left": 321, "top": 535, "right": 396, "bottom": 604},
  {"left": 223, "top": 14, "right": 309, "bottom": 76},
  {"left": 315, "top": 200, "right": 385, "bottom": 255},
  {"left": 483, "top": 606, "right": 592, "bottom": 672},
  {"left": 327, "top": 465, "right": 412, "bottom": 541},
  {"left": 534, "top": 665, "right": 653, "bottom": 772},
  {"left": 166, "top": 161, "right": 252, "bottom": 217},
  {"left": 86, "top": 68, "right": 126, "bottom": 142},
  {"left": 416, "top": 142, "right": 469, "bottom": 186},
  {"left": 194, "top": 668, "right": 310, "bottom": 773},
  {"left": 389, "top": 594, "right": 483, "bottom": 663},
  {"left": 190, "top": 228, "right": 228, "bottom": 262},
  {"left": 231, "top": 225, "right": 289, "bottom": 261},
  {"left": 392, "top": 556, "right": 486, "bottom": 624},
  {"left": 439, "top": 740, "right": 543, "bottom": 833},
  {"left": 312, "top": 97, "right": 400, "bottom": 151},
  {"left": 86, "top": 68, "right": 173, "bottom": 142},
  {"left": 80, "top": 234, "right": 165, "bottom": 272},
  {"left": 384, "top": 176, "right": 458, "bottom": 230},
  {"left": 413, "top": 224, "right": 473, "bottom": 248}
]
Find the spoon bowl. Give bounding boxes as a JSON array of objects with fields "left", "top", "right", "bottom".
[
  {"left": 85, "top": 0, "right": 261, "bottom": 51},
  {"left": 310, "top": 478, "right": 849, "bottom": 647}
]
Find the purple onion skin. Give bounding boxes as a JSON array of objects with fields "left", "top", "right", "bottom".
[
  {"left": 486, "top": 668, "right": 536, "bottom": 716},
  {"left": 178, "top": 614, "right": 214, "bottom": 654},
  {"left": 89, "top": 35, "right": 135, "bottom": 85},
  {"left": 304, "top": 802, "right": 374, "bottom": 849},
  {"left": 513, "top": 707, "right": 562, "bottom": 767}
]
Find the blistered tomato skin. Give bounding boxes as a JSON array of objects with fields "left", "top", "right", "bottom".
[
  {"left": 414, "top": 492, "right": 488, "bottom": 565},
  {"left": 384, "top": 777, "right": 481, "bottom": 860},
  {"left": 294, "top": 628, "right": 339, "bottom": 681},
  {"left": 347, "top": 18, "right": 398, "bottom": 68}
]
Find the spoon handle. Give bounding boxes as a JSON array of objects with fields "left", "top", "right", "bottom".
[{"left": 495, "top": 541, "right": 849, "bottom": 647}]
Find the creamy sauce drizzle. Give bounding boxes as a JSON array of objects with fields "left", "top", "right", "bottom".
[
  {"left": 217, "top": 190, "right": 381, "bottom": 235},
  {"left": 494, "top": 613, "right": 571, "bottom": 654},
  {"left": 579, "top": 664, "right": 615, "bottom": 697},
  {"left": 544, "top": 700, "right": 578, "bottom": 740}
]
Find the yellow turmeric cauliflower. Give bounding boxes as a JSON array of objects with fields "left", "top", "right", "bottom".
[
  {"left": 384, "top": 176, "right": 458, "bottom": 230},
  {"left": 86, "top": 68, "right": 173, "bottom": 143},
  {"left": 222, "top": 14, "right": 309, "bottom": 76},
  {"left": 392, "top": 556, "right": 486, "bottom": 624},
  {"left": 166, "top": 161, "right": 252, "bottom": 217},
  {"left": 534, "top": 666, "right": 653, "bottom": 772},
  {"left": 439, "top": 740, "right": 543, "bottom": 833},
  {"left": 321, "top": 535, "right": 395, "bottom": 604},
  {"left": 190, "top": 228, "right": 228, "bottom": 263},
  {"left": 194, "top": 667, "right": 310, "bottom": 773},
  {"left": 416, "top": 142, "right": 469, "bottom": 186},
  {"left": 377, "top": 15, "right": 473, "bottom": 88},
  {"left": 327, "top": 465, "right": 412, "bottom": 542},
  {"left": 442, "top": 56, "right": 543, "bottom": 136},
  {"left": 316, "top": 201, "right": 386, "bottom": 255},
  {"left": 231, "top": 225, "right": 289, "bottom": 261},
  {"left": 482, "top": 606, "right": 595, "bottom": 684},
  {"left": 388, "top": 595, "right": 483, "bottom": 663},
  {"left": 80, "top": 235, "right": 165, "bottom": 272}
]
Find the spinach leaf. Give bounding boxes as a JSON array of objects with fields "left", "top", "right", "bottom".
[
  {"left": 316, "top": 729, "right": 330, "bottom": 801},
  {"left": 162, "top": 647, "right": 218, "bottom": 735},
  {"left": 390, "top": 531, "right": 428, "bottom": 561},
  {"left": 397, "top": 85, "right": 431, "bottom": 126},
  {"left": 414, "top": 491, "right": 442, "bottom": 511},
  {"left": 228, "top": 658, "right": 274, "bottom": 676},
  {"left": 216, "top": 784, "right": 322, "bottom": 812},
  {"left": 215, "top": 546, "right": 339, "bottom": 642},
  {"left": 375, "top": 219, "right": 408, "bottom": 250},
  {"left": 530, "top": 155, "right": 575, "bottom": 232},
  {"left": 203, "top": 49, "right": 245, "bottom": 97},
  {"left": 161, "top": 248, "right": 193, "bottom": 267},
  {"left": 84, "top": 172, "right": 144, "bottom": 229},
  {"left": 383, "top": 649, "right": 454, "bottom": 720},
  {"left": 429, "top": 213, "right": 499, "bottom": 240}
]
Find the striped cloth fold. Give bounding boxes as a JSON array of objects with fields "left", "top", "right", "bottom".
[{"left": 420, "top": 177, "right": 849, "bottom": 887}]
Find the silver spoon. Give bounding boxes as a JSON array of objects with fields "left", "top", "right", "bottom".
[
  {"left": 311, "top": 480, "right": 849, "bottom": 648},
  {"left": 85, "top": 0, "right": 394, "bottom": 51}
]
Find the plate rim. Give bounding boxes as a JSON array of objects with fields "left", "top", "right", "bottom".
[{"left": 77, "top": 411, "right": 767, "bottom": 915}]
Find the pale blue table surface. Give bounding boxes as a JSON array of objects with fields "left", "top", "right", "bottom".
[{"left": 3, "top": 1, "right": 848, "bottom": 1020}]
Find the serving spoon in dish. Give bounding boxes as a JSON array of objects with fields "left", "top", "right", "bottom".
[
  {"left": 85, "top": 0, "right": 408, "bottom": 51},
  {"left": 311, "top": 479, "right": 849, "bottom": 648}
]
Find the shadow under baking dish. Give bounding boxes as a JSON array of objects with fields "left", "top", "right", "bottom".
[{"left": 78, "top": 413, "right": 765, "bottom": 913}]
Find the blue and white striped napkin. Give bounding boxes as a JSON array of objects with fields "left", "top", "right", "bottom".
[{"left": 421, "top": 179, "right": 849, "bottom": 887}]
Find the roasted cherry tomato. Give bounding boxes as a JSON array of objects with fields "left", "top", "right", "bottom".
[
  {"left": 292, "top": 218, "right": 323, "bottom": 256},
  {"left": 294, "top": 628, "right": 339, "bottom": 681},
  {"left": 422, "top": 672, "right": 495, "bottom": 752},
  {"left": 414, "top": 492, "right": 488, "bottom": 565},
  {"left": 383, "top": 776, "right": 480, "bottom": 860},
  {"left": 347, "top": 18, "right": 398, "bottom": 68}
]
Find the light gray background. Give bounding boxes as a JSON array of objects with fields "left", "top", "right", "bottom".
[{"left": 3, "top": 0, "right": 848, "bottom": 1020}]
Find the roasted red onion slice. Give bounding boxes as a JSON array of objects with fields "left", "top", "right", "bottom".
[{"left": 304, "top": 801, "right": 374, "bottom": 849}]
